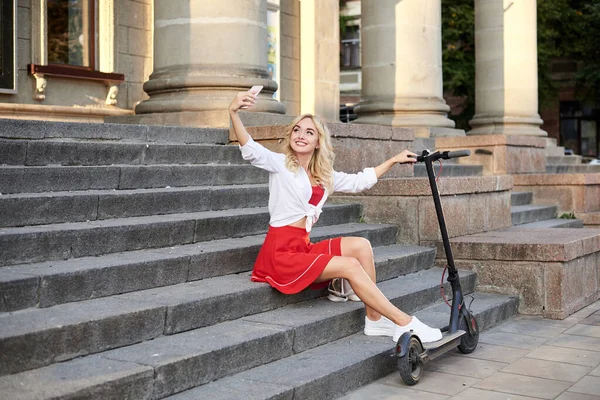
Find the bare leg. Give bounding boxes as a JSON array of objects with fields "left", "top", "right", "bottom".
[
  {"left": 314, "top": 255, "right": 412, "bottom": 326},
  {"left": 340, "top": 237, "right": 380, "bottom": 321}
]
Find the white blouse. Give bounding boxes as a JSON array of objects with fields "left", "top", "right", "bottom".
[{"left": 240, "top": 137, "right": 378, "bottom": 232}]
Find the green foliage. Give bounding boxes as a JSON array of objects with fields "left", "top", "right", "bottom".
[
  {"left": 537, "top": 0, "right": 583, "bottom": 107},
  {"left": 441, "top": 0, "right": 475, "bottom": 130},
  {"left": 559, "top": 212, "right": 576, "bottom": 219},
  {"left": 441, "top": 0, "right": 600, "bottom": 127},
  {"left": 573, "top": 1, "right": 600, "bottom": 104}
]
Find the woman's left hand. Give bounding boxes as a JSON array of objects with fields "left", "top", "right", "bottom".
[{"left": 391, "top": 149, "right": 418, "bottom": 164}]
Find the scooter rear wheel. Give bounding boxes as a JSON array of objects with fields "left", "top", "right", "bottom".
[
  {"left": 458, "top": 314, "right": 479, "bottom": 354},
  {"left": 397, "top": 336, "right": 423, "bottom": 385}
]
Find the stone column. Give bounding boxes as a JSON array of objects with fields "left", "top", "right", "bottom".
[
  {"left": 355, "top": 0, "right": 455, "bottom": 131},
  {"left": 300, "top": 0, "right": 339, "bottom": 122},
  {"left": 135, "top": 0, "right": 285, "bottom": 128},
  {"left": 469, "top": 0, "right": 545, "bottom": 136}
]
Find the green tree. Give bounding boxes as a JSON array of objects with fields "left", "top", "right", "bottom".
[
  {"left": 441, "top": 0, "right": 600, "bottom": 129},
  {"left": 574, "top": 1, "right": 600, "bottom": 104},
  {"left": 441, "top": 0, "right": 475, "bottom": 130}
]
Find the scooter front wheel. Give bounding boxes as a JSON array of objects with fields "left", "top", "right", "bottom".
[
  {"left": 458, "top": 314, "right": 479, "bottom": 354},
  {"left": 397, "top": 336, "right": 423, "bottom": 385}
]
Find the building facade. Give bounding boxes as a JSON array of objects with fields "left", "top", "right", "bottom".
[{"left": 1, "top": 0, "right": 548, "bottom": 143}]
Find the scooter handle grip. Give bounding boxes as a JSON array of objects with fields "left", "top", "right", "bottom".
[{"left": 444, "top": 150, "right": 470, "bottom": 159}]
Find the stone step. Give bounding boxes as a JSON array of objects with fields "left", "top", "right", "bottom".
[
  {"left": 0, "top": 139, "right": 243, "bottom": 166},
  {"left": 450, "top": 227, "right": 600, "bottom": 319},
  {"left": 0, "top": 290, "right": 517, "bottom": 399},
  {"left": 0, "top": 184, "right": 269, "bottom": 228},
  {"left": 513, "top": 218, "right": 584, "bottom": 229},
  {"left": 414, "top": 164, "right": 483, "bottom": 177},
  {"left": 165, "top": 293, "right": 517, "bottom": 400},
  {"left": 511, "top": 204, "right": 557, "bottom": 225},
  {"left": 546, "top": 155, "right": 583, "bottom": 165},
  {"left": 0, "top": 118, "right": 229, "bottom": 144},
  {"left": 0, "top": 247, "right": 437, "bottom": 376},
  {"left": 510, "top": 191, "right": 533, "bottom": 206},
  {"left": 0, "top": 164, "right": 268, "bottom": 194},
  {"left": 547, "top": 164, "right": 600, "bottom": 173},
  {"left": 0, "top": 223, "right": 403, "bottom": 311},
  {"left": 0, "top": 204, "right": 361, "bottom": 266}
]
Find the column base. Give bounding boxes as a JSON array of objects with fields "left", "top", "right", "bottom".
[
  {"left": 468, "top": 115, "right": 547, "bottom": 136},
  {"left": 353, "top": 98, "right": 456, "bottom": 131},
  {"left": 436, "top": 135, "right": 547, "bottom": 175}
]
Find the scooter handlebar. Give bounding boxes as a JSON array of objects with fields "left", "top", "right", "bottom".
[
  {"left": 415, "top": 149, "right": 470, "bottom": 162},
  {"left": 444, "top": 149, "right": 471, "bottom": 159}
]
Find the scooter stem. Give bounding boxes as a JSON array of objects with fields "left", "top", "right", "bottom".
[{"left": 421, "top": 151, "right": 464, "bottom": 333}]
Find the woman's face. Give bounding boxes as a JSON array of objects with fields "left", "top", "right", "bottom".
[{"left": 290, "top": 117, "right": 320, "bottom": 156}]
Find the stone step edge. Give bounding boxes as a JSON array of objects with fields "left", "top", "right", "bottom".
[
  {"left": 0, "top": 268, "right": 477, "bottom": 391},
  {"left": 0, "top": 203, "right": 362, "bottom": 266},
  {"left": 0, "top": 241, "right": 432, "bottom": 339},
  {"left": 0, "top": 137, "right": 236, "bottom": 146},
  {"left": 0, "top": 265, "right": 451, "bottom": 378},
  {"left": 0, "top": 183, "right": 270, "bottom": 228},
  {"left": 0, "top": 204, "right": 358, "bottom": 236},
  {"left": 511, "top": 204, "right": 557, "bottom": 225},
  {"left": 0, "top": 223, "right": 405, "bottom": 310},
  {"left": 166, "top": 293, "right": 518, "bottom": 400},
  {"left": 0, "top": 163, "right": 268, "bottom": 195},
  {"left": 0, "top": 139, "right": 245, "bottom": 167},
  {"left": 0, "top": 118, "right": 230, "bottom": 144},
  {"left": 450, "top": 227, "right": 600, "bottom": 262},
  {"left": 510, "top": 204, "right": 557, "bottom": 213},
  {"left": 510, "top": 191, "right": 533, "bottom": 207},
  {"left": 510, "top": 218, "right": 584, "bottom": 229},
  {"left": 0, "top": 183, "right": 268, "bottom": 200},
  {"left": 0, "top": 290, "right": 516, "bottom": 400}
]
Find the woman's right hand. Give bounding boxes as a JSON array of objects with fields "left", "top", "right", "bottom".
[{"left": 229, "top": 90, "right": 258, "bottom": 113}]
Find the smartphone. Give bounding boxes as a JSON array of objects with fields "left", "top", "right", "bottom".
[{"left": 249, "top": 85, "right": 263, "bottom": 97}]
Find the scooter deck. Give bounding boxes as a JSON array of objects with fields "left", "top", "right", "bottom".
[{"left": 421, "top": 330, "right": 466, "bottom": 362}]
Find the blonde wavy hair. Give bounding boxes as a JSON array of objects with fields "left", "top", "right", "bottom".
[{"left": 281, "top": 114, "right": 335, "bottom": 192}]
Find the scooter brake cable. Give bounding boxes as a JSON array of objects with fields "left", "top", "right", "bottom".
[{"left": 440, "top": 265, "right": 461, "bottom": 309}]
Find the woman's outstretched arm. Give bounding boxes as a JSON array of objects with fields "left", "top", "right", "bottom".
[
  {"left": 228, "top": 91, "right": 258, "bottom": 146},
  {"left": 373, "top": 149, "right": 418, "bottom": 178}
]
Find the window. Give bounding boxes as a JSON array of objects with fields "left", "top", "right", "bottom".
[
  {"left": 0, "top": 0, "right": 17, "bottom": 93},
  {"left": 559, "top": 101, "right": 600, "bottom": 158},
  {"left": 47, "top": 0, "right": 95, "bottom": 68},
  {"left": 27, "top": 0, "right": 123, "bottom": 101},
  {"left": 340, "top": 24, "right": 360, "bottom": 69}
]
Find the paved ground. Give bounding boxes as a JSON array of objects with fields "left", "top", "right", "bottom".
[{"left": 340, "top": 300, "right": 600, "bottom": 400}]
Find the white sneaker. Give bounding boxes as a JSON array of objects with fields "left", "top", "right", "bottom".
[
  {"left": 343, "top": 278, "right": 362, "bottom": 302},
  {"left": 364, "top": 316, "right": 395, "bottom": 337},
  {"left": 392, "top": 316, "right": 442, "bottom": 343}
]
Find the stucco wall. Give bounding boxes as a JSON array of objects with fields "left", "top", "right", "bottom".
[
  {"left": 0, "top": 0, "right": 152, "bottom": 115},
  {"left": 115, "top": 0, "right": 153, "bottom": 109}
]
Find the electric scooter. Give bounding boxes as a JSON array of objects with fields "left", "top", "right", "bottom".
[{"left": 395, "top": 149, "right": 479, "bottom": 385}]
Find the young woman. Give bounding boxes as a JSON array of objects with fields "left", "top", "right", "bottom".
[{"left": 229, "top": 90, "right": 442, "bottom": 343}]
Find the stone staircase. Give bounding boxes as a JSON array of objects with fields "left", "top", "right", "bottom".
[
  {"left": 510, "top": 191, "right": 584, "bottom": 228},
  {"left": 0, "top": 119, "right": 518, "bottom": 399}
]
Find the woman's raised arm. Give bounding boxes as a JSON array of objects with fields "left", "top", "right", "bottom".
[{"left": 228, "top": 91, "right": 258, "bottom": 146}]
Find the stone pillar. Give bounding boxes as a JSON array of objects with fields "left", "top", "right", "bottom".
[
  {"left": 469, "top": 0, "right": 545, "bottom": 136},
  {"left": 135, "top": 0, "right": 285, "bottom": 128},
  {"left": 300, "top": 0, "right": 339, "bottom": 121},
  {"left": 354, "top": 0, "right": 455, "bottom": 131}
]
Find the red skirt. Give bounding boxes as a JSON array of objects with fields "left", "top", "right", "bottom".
[{"left": 251, "top": 225, "right": 342, "bottom": 294}]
